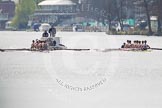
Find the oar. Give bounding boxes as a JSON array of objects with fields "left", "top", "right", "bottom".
[
  {"left": 60, "top": 48, "right": 90, "bottom": 51},
  {"left": 94, "top": 48, "right": 121, "bottom": 52},
  {"left": 1, "top": 48, "right": 161, "bottom": 52},
  {"left": 0, "top": 49, "right": 5, "bottom": 52},
  {"left": 150, "top": 48, "right": 162, "bottom": 50},
  {"left": 0, "top": 48, "right": 30, "bottom": 52},
  {"left": 0, "top": 48, "right": 90, "bottom": 52}
]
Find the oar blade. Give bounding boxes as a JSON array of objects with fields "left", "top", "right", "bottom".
[{"left": 150, "top": 48, "right": 162, "bottom": 50}]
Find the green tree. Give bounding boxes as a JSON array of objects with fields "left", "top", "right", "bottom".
[{"left": 12, "top": 0, "right": 36, "bottom": 29}]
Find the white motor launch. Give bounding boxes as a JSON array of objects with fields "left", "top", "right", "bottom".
[
  {"left": 41, "top": 37, "right": 60, "bottom": 44},
  {"left": 40, "top": 37, "right": 66, "bottom": 50}
]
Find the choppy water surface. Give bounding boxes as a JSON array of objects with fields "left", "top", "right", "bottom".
[{"left": 0, "top": 31, "right": 162, "bottom": 108}]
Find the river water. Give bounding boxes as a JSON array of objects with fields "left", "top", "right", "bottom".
[{"left": 0, "top": 31, "right": 162, "bottom": 108}]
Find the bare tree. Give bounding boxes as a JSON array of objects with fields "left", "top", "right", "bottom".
[
  {"left": 156, "top": 0, "right": 162, "bottom": 33},
  {"left": 143, "top": 0, "right": 152, "bottom": 35}
]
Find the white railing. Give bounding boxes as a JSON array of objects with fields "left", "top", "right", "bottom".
[{"left": 34, "top": 9, "right": 77, "bottom": 15}]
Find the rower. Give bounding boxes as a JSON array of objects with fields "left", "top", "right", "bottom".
[
  {"left": 136, "top": 41, "right": 140, "bottom": 48},
  {"left": 132, "top": 40, "right": 137, "bottom": 48},
  {"left": 139, "top": 41, "right": 142, "bottom": 48},
  {"left": 142, "top": 40, "right": 150, "bottom": 50},
  {"left": 129, "top": 40, "right": 134, "bottom": 48},
  {"left": 35, "top": 39, "right": 39, "bottom": 50},
  {"left": 31, "top": 40, "right": 36, "bottom": 50},
  {"left": 125, "top": 40, "right": 131, "bottom": 48},
  {"left": 121, "top": 43, "right": 126, "bottom": 48},
  {"left": 38, "top": 40, "right": 42, "bottom": 50},
  {"left": 124, "top": 40, "right": 129, "bottom": 48}
]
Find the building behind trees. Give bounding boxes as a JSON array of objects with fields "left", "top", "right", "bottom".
[
  {"left": 0, "top": 0, "right": 15, "bottom": 29},
  {"left": 32, "top": 0, "right": 77, "bottom": 26}
]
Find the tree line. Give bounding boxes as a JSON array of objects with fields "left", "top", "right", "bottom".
[
  {"left": 11, "top": 0, "right": 162, "bottom": 35},
  {"left": 12, "top": 0, "right": 44, "bottom": 29},
  {"left": 76, "top": 0, "right": 162, "bottom": 35}
]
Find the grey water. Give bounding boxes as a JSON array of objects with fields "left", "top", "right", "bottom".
[{"left": 0, "top": 31, "right": 162, "bottom": 108}]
